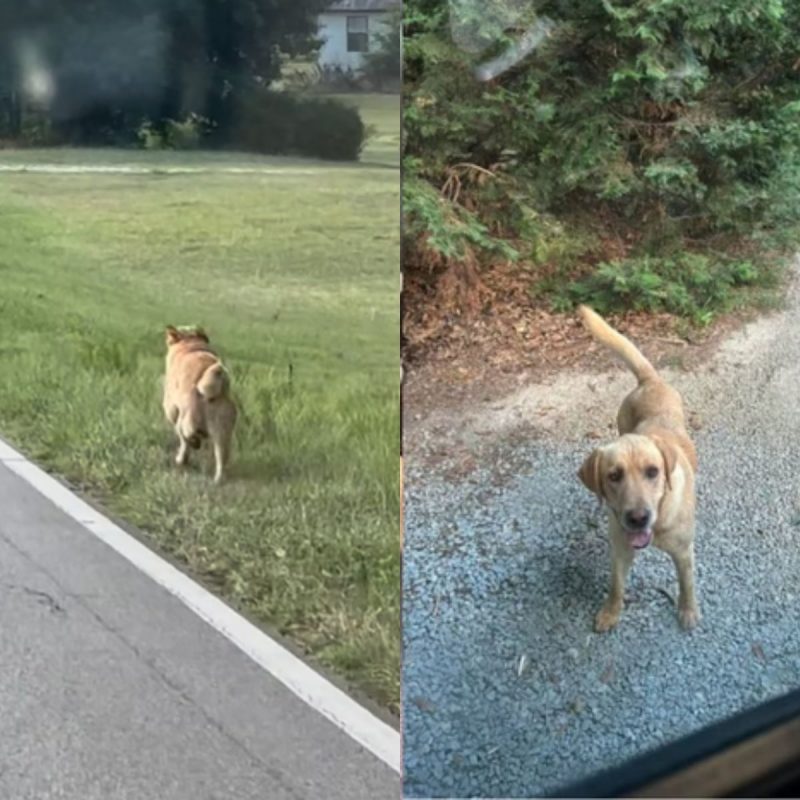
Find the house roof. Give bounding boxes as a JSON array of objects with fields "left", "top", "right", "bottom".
[{"left": 326, "top": 0, "right": 400, "bottom": 11}]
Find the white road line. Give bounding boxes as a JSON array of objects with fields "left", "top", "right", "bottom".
[{"left": 0, "top": 436, "right": 400, "bottom": 773}]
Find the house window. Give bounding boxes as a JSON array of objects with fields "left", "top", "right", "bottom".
[{"left": 347, "top": 15, "right": 369, "bottom": 53}]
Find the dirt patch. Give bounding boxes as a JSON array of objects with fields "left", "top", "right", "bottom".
[
  {"left": 402, "top": 251, "right": 796, "bottom": 487},
  {"left": 405, "top": 260, "right": 748, "bottom": 407},
  {"left": 403, "top": 284, "right": 786, "bottom": 474}
]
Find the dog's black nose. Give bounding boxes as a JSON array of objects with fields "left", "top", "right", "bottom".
[{"left": 624, "top": 509, "right": 651, "bottom": 530}]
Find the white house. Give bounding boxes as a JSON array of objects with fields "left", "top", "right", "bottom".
[{"left": 317, "top": 0, "right": 400, "bottom": 74}]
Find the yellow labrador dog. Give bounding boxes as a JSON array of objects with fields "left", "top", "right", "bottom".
[
  {"left": 577, "top": 306, "right": 699, "bottom": 632},
  {"left": 163, "top": 325, "right": 237, "bottom": 484}
]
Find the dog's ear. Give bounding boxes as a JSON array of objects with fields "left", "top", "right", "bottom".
[
  {"left": 194, "top": 327, "right": 209, "bottom": 343},
  {"left": 578, "top": 448, "right": 605, "bottom": 499},
  {"left": 165, "top": 325, "right": 181, "bottom": 345},
  {"left": 649, "top": 434, "right": 677, "bottom": 490}
]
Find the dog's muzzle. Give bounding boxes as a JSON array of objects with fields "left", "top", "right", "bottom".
[{"left": 615, "top": 509, "right": 654, "bottom": 549}]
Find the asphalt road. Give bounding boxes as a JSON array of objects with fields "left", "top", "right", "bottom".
[
  {"left": 0, "top": 460, "right": 397, "bottom": 800},
  {"left": 403, "top": 267, "right": 800, "bottom": 798}
]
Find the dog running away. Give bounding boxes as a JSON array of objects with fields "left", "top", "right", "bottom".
[
  {"left": 577, "top": 305, "right": 700, "bottom": 632},
  {"left": 162, "top": 325, "right": 238, "bottom": 484}
]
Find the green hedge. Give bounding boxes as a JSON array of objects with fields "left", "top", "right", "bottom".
[
  {"left": 404, "top": 0, "right": 800, "bottom": 317},
  {"left": 230, "top": 89, "right": 366, "bottom": 161}
]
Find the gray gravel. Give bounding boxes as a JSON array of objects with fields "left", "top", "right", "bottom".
[{"left": 402, "top": 267, "right": 800, "bottom": 798}]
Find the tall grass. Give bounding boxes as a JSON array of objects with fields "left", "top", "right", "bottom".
[{"left": 0, "top": 135, "right": 400, "bottom": 709}]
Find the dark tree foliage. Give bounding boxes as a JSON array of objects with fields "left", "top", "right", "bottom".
[
  {"left": 0, "top": 0, "right": 365, "bottom": 159},
  {"left": 404, "top": 0, "right": 800, "bottom": 320}
]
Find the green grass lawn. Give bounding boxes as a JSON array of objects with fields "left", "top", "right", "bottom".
[{"left": 0, "top": 143, "right": 400, "bottom": 710}]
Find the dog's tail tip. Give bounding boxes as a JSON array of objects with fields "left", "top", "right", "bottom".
[
  {"left": 577, "top": 303, "right": 601, "bottom": 322},
  {"left": 577, "top": 304, "right": 658, "bottom": 382},
  {"left": 577, "top": 304, "right": 604, "bottom": 330},
  {"left": 577, "top": 304, "right": 611, "bottom": 336}
]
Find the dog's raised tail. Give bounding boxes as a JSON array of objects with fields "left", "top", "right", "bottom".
[
  {"left": 197, "top": 362, "right": 229, "bottom": 401},
  {"left": 578, "top": 305, "right": 658, "bottom": 383}
]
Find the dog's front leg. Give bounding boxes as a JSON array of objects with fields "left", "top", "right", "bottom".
[
  {"left": 595, "top": 530, "right": 633, "bottom": 632},
  {"left": 668, "top": 541, "right": 700, "bottom": 630}
]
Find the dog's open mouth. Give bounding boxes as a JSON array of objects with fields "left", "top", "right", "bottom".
[{"left": 626, "top": 529, "right": 653, "bottom": 549}]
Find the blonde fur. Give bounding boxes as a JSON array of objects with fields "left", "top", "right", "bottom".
[
  {"left": 577, "top": 306, "right": 700, "bottom": 632},
  {"left": 579, "top": 305, "right": 658, "bottom": 384},
  {"left": 162, "top": 326, "right": 237, "bottom": 484}
]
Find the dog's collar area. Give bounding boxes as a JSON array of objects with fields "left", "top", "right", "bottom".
[{"left": 175, "top": 341, "right": 216, "bottom": 356}]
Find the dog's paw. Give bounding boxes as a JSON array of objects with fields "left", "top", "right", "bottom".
[
  {"left": 594, "top": 607, "right": 621, "bottom": 633},
  {"left": 679, "top": 606, "right": 700, "bottom": 630}
]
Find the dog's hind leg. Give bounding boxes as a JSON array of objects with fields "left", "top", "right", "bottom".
[
  {"left": 175, "top": 434, "right": 191, "bottom": 467},
  {"left": 211, "top": 436, "right": 230, "bottom": 484},
  {"left": 164, "top": 399, "right": 179, "bottom": 427},
  {"left": 207, "top": 402, "right": 236, "bottom": 484},
  {"left": 174, "top": 415, "right": 193, "bottom": 467}
]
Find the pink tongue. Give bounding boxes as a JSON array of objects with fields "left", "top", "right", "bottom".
[{"left": 628, "top": 529, "right": 652, "bottom": 549}]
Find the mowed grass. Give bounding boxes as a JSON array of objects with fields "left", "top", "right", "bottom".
[{"left": 0, "top": 146, "right": 400, "bottom": 709}]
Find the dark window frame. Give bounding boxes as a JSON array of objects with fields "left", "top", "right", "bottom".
[
  {"left": 346, "top": 15, "right": 369, "bottom": 53},
  {"left": 553, "top": 687, "right": 800, "bottom": 798}
]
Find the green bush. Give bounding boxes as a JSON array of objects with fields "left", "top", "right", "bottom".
[
  {"left": 231, "top": 90, "right": 295, "bottom": 154},
  {"left": 231, "top": 89, "right": 366, "bottom": 161},
  {"left": 404, "top": 0, "right": 800, "bottom": 318},
  {"left": 10, "top": 111, "right": 58, "bottom": 147},
  {"left": 137, "top": 114, "right": 211, "bottom": 150},
  {"left": 293, "top": 97, "right": 366, "bottom": 160},
  {"left": 552, "top": 254, "right": 763, "bottom": 325},
  {"left": 136, "top": 120, "right": 164, "bottom": 150},
  {"left": 164, "top": 113, "right": 209, "bottom": 149},
  {"left": 403, "top": 170, "right": 518, "bottom": 260}
]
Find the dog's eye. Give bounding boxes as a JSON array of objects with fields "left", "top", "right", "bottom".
[
  {"left": 645, "top": 466, "right": 659, "bottom": 479},
  {"left": 608, "top": 468, "right": 624, "bottom": 483}
]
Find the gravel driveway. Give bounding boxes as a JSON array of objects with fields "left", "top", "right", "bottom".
[{"left": 402, "top": 265, "right": 800, "bottom": 798}]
